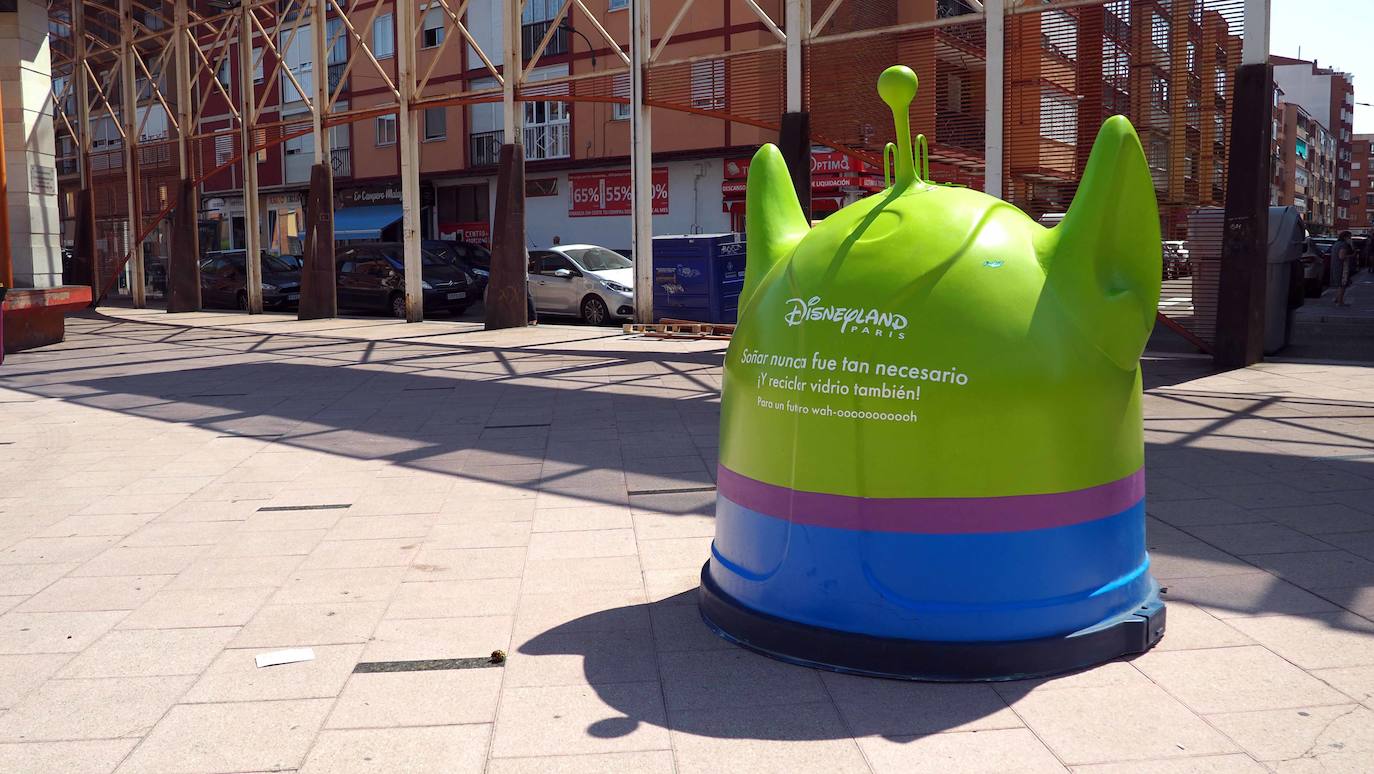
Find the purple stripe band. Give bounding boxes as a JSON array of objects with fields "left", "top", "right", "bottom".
[{"left": 716, "top": 465, "right": 1145, "bottom": 535}]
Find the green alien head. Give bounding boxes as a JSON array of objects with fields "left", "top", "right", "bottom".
[{"left": 724, "top": 64, "right": 1163, "bottom": 501}]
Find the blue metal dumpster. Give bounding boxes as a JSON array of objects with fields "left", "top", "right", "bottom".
[{"left": 652, "top": 233, "right": 746, "bottom": 323}]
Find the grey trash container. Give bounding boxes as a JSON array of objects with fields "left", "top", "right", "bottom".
[{"left": 1264, "top": 206, "right": 1305, "bottom": 354}]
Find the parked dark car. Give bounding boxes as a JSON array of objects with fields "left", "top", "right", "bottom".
[
  {"left": 423, "top": 239, "right": 490, "bottom": 295},
  {"left": 335, "top": 243, "right": 477, "bottom": 318},
  {"left": 199, "top": 250, "right": 303, "bottom": 310}
]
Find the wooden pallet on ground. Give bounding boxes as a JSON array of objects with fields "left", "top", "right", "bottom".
[{"left": 622, "top": 319, "right": 735, "bottom": 339}]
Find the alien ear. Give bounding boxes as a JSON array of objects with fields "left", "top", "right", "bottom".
[
  {"left": 1046, "top": 116, "right": 1162, "bottom": 370},
  {"left": 741, "top": 144, "right": 809, "bottom": 312}
]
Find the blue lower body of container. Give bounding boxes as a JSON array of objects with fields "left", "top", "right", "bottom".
[{"left": 700, "top": 465, "right": 1166, "bottom": 681}]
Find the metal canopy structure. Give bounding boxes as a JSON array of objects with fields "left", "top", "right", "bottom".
[{"left": 48, "top": 0, "right": 1270, "bottom": 352}]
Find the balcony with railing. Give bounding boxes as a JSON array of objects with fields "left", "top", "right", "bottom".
[
  {"left": 328, "top": 63, "right": 347, "bottom": 96},
  {"left": 330, "top": 147, "right": 351, "bottom": 179},
  {"left": 524, "top": 121, "right": 569, "bottom": 161},
  {"left": 522, "top": 20, "right": 568, "bottom": 58},
  {"left": 470, "top": 130, "right": 503, "bottom": 167}
]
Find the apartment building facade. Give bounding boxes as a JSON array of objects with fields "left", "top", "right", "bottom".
[
  {"left": 1273, "top": 101, "right": 1338, "bottom": 234},
  {"left": 1272, "top": 55, "right": 1356, "bottom": 230},
  {"left": 55, "top": 0, "right": 1248, "bottom": 259},
  {"left": 1353, "top": 134, "right": 1373, "bottom": 234}
]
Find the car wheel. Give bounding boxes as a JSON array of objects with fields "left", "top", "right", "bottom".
[
  {"left": 389, "top": 293, "right": 407, "bottom": 319},
  {"left": 236, "top": 291, "right": 248, "bottom": 311},
  {"left": 581, "top": 295, "right": 609, "bottom": 326}
]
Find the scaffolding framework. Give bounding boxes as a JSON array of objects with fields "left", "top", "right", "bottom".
[{"left": 49, "top": 0, "right": 1265, "bottom": 352}]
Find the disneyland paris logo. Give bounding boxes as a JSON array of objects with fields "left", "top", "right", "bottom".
[{"left": 783, "top": 296, "right": 908, "bottom": 339}]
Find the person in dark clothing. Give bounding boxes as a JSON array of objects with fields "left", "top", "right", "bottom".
[{"left": 1332, "top": 231, "right": 1354, "bottom": 307}]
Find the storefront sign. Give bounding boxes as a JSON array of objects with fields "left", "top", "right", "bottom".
[
  {"left": 336, "top": 183, "right": 435, "bottom": 208},
  {"left": 724, "top": 149, "right": 872, "bottom": 182},
  {"left": 569, "top": 168, "right": 669, "bottom": 217},
  {"left": 263, "top": 193, "right": 301, "bottom": 209},
  {"left": 722, "top": 148, "right": 881, "bottom": 206},
  {"left": 438, "top": 221, "right": 491, "bottom": 246}
]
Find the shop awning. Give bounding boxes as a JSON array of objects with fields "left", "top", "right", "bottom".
[{"left": 333, "top": 204, "right": 403, "bottom": 240}]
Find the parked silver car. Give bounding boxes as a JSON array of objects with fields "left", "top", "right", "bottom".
[{"left": 528, "top": 244, "right": 635, "bottom": 325}]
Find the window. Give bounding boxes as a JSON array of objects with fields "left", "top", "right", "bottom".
[
  {"left": 691, "top": 59, "right": 725, "bottom": 111},
  {"left": 537, "top": 253, "right": 577, "bottom": 276},
  {"left": 253, "top": 47, "right": 264, "bottom": 83},
  {"left": 215, "top": 132, "right": 234, "bottom": 165},
  {"left": 1041, "top": 11, "right": 1077, "bottom": 61},
  {"left": 523, "top": 100, "right": 569, "bottom": 159},
  {"left": 943, "top": 72, "right": 963, "bottom": 113},
  {"left": 424, "top": 107, "right": 446, "bottom": 140},
  {"left": 376, "top": 114, "right": 397, "bottom": 146},
  {"left": 1150, "top": 75, "right": 1169, "bottom": 113},
  {"left": 612, "top": 73, "right": 630, "bottom": 120},
  {"left": 1103, "top": 38, "right": 1129, "bottom": 89},
  {"left": 327, "top": 18, "right": 346, "bottom": 64},
  {"left": 422, "top": 7, "right": 444, "bottom": 48},
  {"left": 1040, "top": 87, "right": 1077, "bottom": 145},
  {"left": 608, "top": 0, "right": 628, "bottom": 9},
  {"left": 1151, "top": 12, "right": 1170, "bottom": 50},
  {"left": 1186, "top": 42, "right": 1196, "bottom": 73},
  {"left": 1105, "top": 0, "right": 1129, "bottom": 20},
  {"left": 216, "top": 58, "right": 231, "bottom": 88},
  {"left": 522, "top": 0, "right": 560, "bottom": 23},
  {"left": 1148, "top": 136, "right": 1168, "bottom": 190},
  {"left": 373, "top": 13, "right": 394, "bottom": 59}
]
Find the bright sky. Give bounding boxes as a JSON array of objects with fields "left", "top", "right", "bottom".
[{"left": 1271, "top": 0, "right": 1371, "bottom": 133}]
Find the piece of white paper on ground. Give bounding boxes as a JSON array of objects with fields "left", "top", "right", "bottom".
[{"left": 255, "top": 647, "right": 316, "bottom": 668}]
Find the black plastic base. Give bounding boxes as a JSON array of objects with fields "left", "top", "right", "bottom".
[{"left": 698, "top": 563, "right": 1166, "bottom": 682}]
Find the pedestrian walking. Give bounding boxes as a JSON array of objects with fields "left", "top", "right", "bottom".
[{"left": 1332, "top": 231, "right": 1355, "bottom": 307}]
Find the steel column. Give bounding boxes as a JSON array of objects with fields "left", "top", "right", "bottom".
[
  {"left": 983, "top": 0, "right": 1004, "bottom": 198},
  {"left": 300, "top": 0, "right": 337, "bottom": 320},
  {"left": 1242, "top": 0, "right": 1271, "bottom": 66},
  {"left": 168, "top": 0, "right": 201, "bottom": 312},
  {"left": 396, "top": 0, "right": 422, "bottom": 322},
  {"left": 630, "top": 0, "right": 653, "bottom": 323},
  {"left": 73, "top": 0, "right": 90, "bottom": 193},
  {"left": 312, "top": 0, "right": 330, "bottom": 167},
  {"left": 239, "top": 4, "right": 263, "bottom": 313},
  {"left": 120, "top": 0, "right": 145, "bottom": 307},
  {"left": 784, "top": 0, "right": 804, "bottom": 114},
  {"left": 502, "top": 0, "right": 520, "bottom": 140},
  {"left": 1214, "top": 63, "right": 1273, "bottom": 368},
  {"left": 484, "top": 0, "right": 528, "bottom": 330},
  {"left": 72, "top": 0, "right": 96, "bottom": 299}
]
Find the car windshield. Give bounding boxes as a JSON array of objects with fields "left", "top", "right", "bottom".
[
  {"left": 385, "top": 250, "right": 448, "bottom": 270},
  {"left": 564, "top": 247, "right": 631, "bottom": 271},
  {"left": 261, "top": 254, "right": 296, "bottom": 273},
  {"left": 466, "top": 245, "right": 491, "bottom": 269}
]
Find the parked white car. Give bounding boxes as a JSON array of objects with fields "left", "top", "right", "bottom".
[{"left": 528, "top": 244, "right": 635, "bottom": 325}]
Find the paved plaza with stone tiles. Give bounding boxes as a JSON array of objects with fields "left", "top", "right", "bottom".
[{"left": 0, "top": 307, "right": 1371, "bottom": 773}]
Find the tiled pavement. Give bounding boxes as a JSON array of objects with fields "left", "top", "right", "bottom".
[{"left": 0, "top": 307, "right": 1371, "bottom": 773}]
